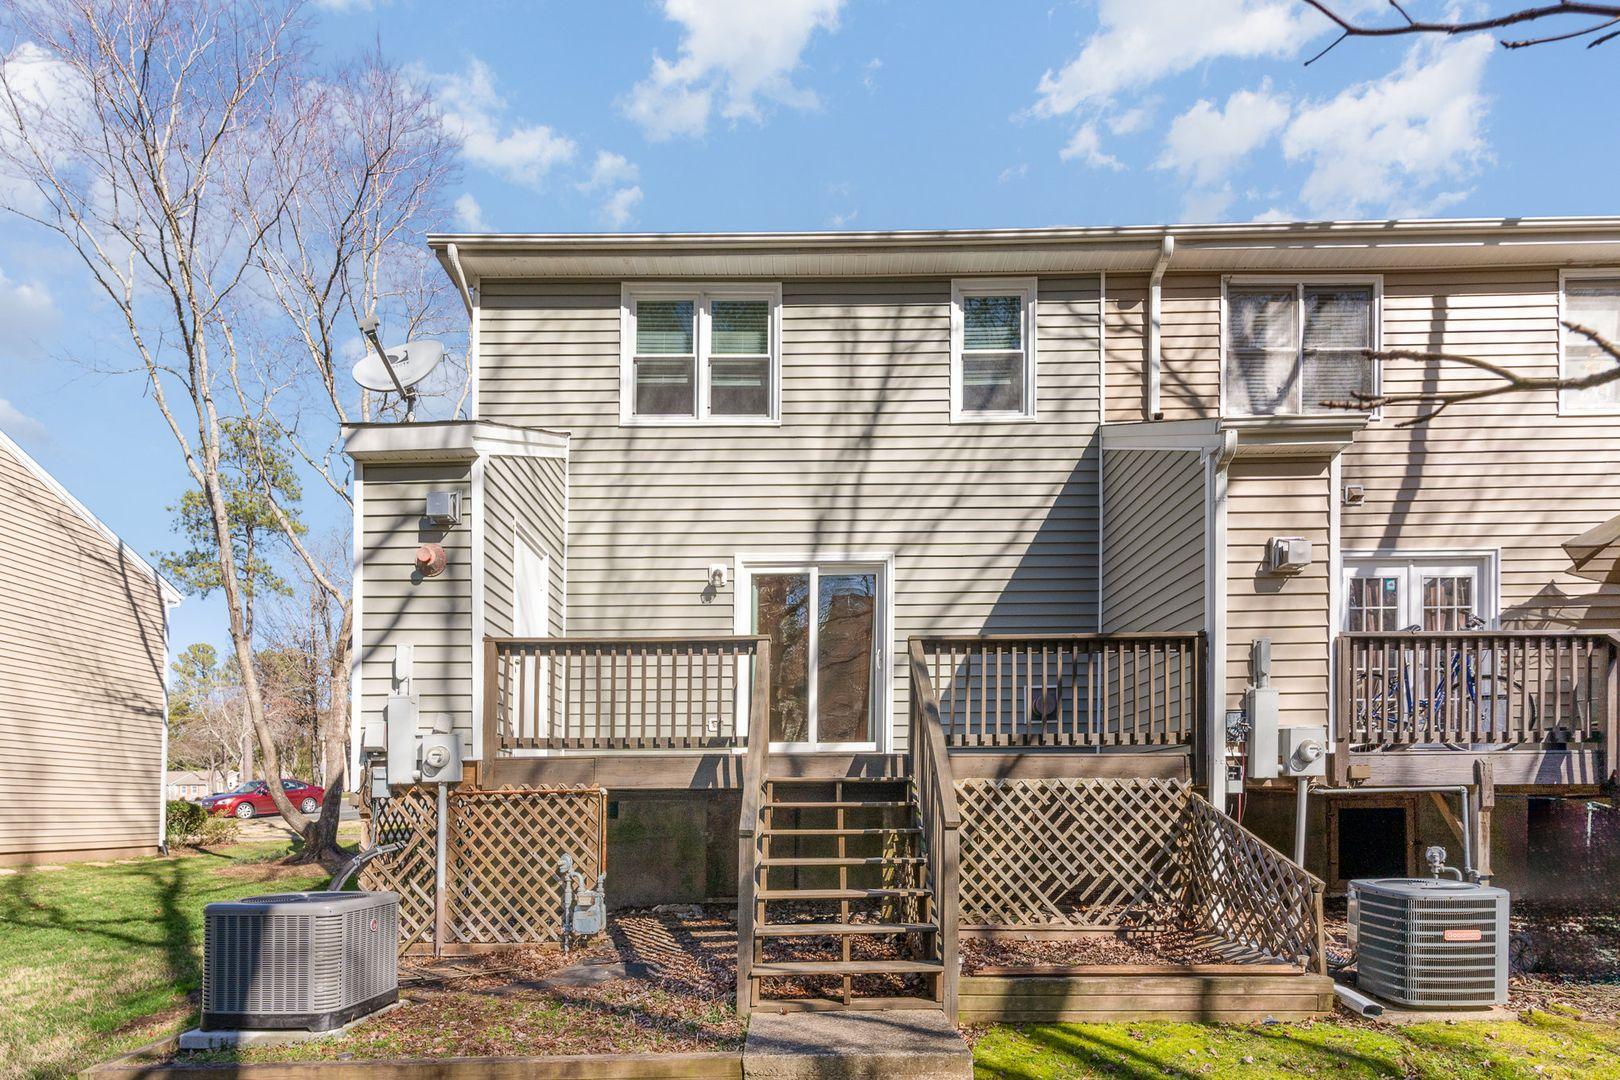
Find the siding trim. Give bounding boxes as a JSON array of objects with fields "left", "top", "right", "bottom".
[
  {"left": 949, "top": 276, "right": 1039, "bottom": 424},
  {"left": 470, "top": 454, "right": 488, "bottom": 763},
  {"left": 1205, "top": 431, "right": 1237, "bottom": 807},
  {"left": 349, "top": 460, "right": 365, "bottom": 791}
]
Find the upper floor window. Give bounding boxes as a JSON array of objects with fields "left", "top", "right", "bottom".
[
  {"left": 1224, "top": 280, "right": 1377, "bottom": 418},
  {"left": 1561, "top": 274, "right": 1620, "bottom": 414},
  {"left": 951, "top": 278, "right": 1037, "bottom": 422},
  {"left": 621, "top": 284, "right": 780, "bottom": 424}
]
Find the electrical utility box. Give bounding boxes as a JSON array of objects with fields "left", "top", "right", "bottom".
[
  {"left": 1279, "top": 725, "right": 1329, "bottom": 777},
  {"left": 1245, "top": 686, "right": 1280, "bottom": 779}
]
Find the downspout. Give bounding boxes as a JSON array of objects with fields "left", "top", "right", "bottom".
[
  {"left": 445, "top": 242, "right": 474, "bottom": 317},
  {"left": 1204, "top": 428, "right": 1238, "bottom": 807},
  {"left": 1145, "top": 235, "right": 1175, "bottom": 421}
]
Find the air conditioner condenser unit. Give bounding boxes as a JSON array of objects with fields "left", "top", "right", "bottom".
[
  {"left": 201, "top": 891, "right": 399, "bottom": 1032},
  {"left": 1348, "top": 877, "right": 1509, "bottom": 1008}
]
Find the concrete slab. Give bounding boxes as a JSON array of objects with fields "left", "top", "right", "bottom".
[
  {"left": 177, "top": 1003, "right": 402, "bottom": 1050},
  {"left": 743, "top": 1010, "right": 971, "bottom": 1080}
]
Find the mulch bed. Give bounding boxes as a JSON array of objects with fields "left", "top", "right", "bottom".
[{"left": 961, "top": 929, "right": 1251, "bottom": 972}]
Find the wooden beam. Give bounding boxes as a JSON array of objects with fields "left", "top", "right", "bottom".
[
  {"left": 1428, "top": 791, "right": 1465, "bottom": 846},
  {"left": 1475, "top": 759, "right": 1495, "bottom": 879},
  {"left": 1345, "top": 748, "right": 1602, "bottom": 788}
]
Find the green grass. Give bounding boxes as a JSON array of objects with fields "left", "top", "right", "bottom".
[
  {"left": 972, "top": 1009, "right": 1620, "bottom": 1079},
  {"left": 0, "top": 842, "right": 328, "bottom": 1079}
]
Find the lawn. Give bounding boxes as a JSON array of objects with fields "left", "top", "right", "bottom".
[
  {"left": 971, "top": 1010, "right": 1620, "bottom": 1079},
  {"left": 0, "top": 841, "right": 329, "bottom": 1080}
]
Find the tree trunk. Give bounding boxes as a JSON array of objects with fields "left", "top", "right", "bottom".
[{"left": 290, "top": 604, "right": 353, "bottom": 867}]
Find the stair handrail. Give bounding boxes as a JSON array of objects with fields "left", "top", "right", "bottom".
[
  {"left": 908, "top": 637, "right": 960, "bottom": 1022},
  {"left": 736, "top": 636, "right": 772, "bottom": 1016}
]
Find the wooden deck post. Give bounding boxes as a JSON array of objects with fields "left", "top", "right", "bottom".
[
  {"left": 1606, "top": 636, "right": 1620, "bottom": 790},
  {"left": 1331, "top": 636, "right": 1351, "bottom": 787},
  {"left": 1474, "top": 759, "right": 1495, "bottom": 880}
]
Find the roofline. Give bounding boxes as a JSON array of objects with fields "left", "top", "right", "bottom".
[
  {"left": 341, "top": 419, "right": 570, "bottom": 463},
  {"left": 428, "top": 215, "right": 1620, "bottom": 253},
  {"left": 0, "top": 426, "right": 184, "bottom": 607}
]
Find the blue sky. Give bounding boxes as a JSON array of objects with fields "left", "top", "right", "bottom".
[{"left": 3, "top": 0, "right": 1618, "bottom": 654}]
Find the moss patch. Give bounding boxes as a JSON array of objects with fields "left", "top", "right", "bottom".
[{"left": 971, "top": 1010, "right": 1620, "bottom": 1079}]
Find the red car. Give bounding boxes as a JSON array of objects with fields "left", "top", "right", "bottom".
[{"left": 201, "top": 778, "right": 325, "bottom": 818}]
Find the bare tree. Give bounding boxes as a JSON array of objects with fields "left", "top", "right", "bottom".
[
  {"left": 0, "top": 0, "right": 321, "bottom": 840},
  {"left": 1304, "top": 1, "right": 1620, "bottom": 64},
  {"left": 230, "top": 50, "right": 462, "bottom": 860}
]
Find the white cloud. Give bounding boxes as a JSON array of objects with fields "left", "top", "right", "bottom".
[
  {"left": 998, "top": 163, "right": 1029, "bottom": 183},
  {"left": 1033, "top": 0, "right": 1315, "bottom": 117},
  {"left": 0, "top": 42, "right": 93, "bottom": 211},
  {"left": 0, "top": 397, "right": 47, "bottom": 444},
  {"left": 1180, "top": 185, "right": 1236, "bottom": 223},
  {"left": 1282, "top": 35, "right": 1493, "bottom": 217},
  {"left": 1158, "top": 83, "right": 1291, "bottom": 186},
  {"left": 0, "top": 264, "right": 58, "bottom": 357},
  {"left": 600, "top": 185, "right": 643, "bottom": 228},
  {"left": 435, "top": 58, "right": 576, "bottom": 187},
  {"left": 1108, "top": 101, "right": 1157, "bottom": 137},
  {"left": 624, "top": 0, "right": 844, "bottom": 140},
  {"left": 579, "top": 150, "right": 639, "bottom": 192},
  {"left": 826, "top": 209, "right": 858, "bottom": 228},
  {"left": 1059, "top": 124, "right": 1123, "bottom": 171},
  {"left": 453, "top": 193, "right": 488, "bottom": 231},
  {"left": 862, "top": 58, "right": 882, "bottom": 91}
]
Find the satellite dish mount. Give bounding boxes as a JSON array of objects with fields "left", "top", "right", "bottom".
[{"left": 353, "top": 316, "right": 445, "bottom": 422}]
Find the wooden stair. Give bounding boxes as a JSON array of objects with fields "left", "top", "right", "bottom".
[{"left": 742, "top": 774, "right": 946, "bottom": 1013}]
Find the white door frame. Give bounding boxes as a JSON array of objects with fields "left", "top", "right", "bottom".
[
  {"left": 513, "top": 529, "right": 552, "bottom": 741},
  {"left": 734, "top": 551, "right": 896, "bottom": 753}
]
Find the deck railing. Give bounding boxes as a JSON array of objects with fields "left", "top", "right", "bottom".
[
  {"left": 484, "top": 635, "right": 768, "bottom": 753},
  {"left": 1336, "top": 631, "right": 1620, "bottom": 751},
  {"left": 913, "top": 633, "right": 1206, "bottom": 748},
  {"left": 908, "top": 640, "right": 961, "bottom": 1021}
]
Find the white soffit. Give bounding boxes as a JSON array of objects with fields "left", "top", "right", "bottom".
[
  {"left": 432, "top": 217, "right": 1620, "bottom": 280},
  {"left": 343, "top": 420, "right": 569, "bottom": 463}
]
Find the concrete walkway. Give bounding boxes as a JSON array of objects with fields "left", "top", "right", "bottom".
[{"left": 743, "top": 1010, "right": 972, "bottom": 1080}]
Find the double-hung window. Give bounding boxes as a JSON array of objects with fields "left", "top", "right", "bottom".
[
  {"left": 622, "top": 284, "right": 780, "bottom": 423},
  {"left": 1224, "top": 280, "right": 1378, "bottom": 417},
  {"left": 1560, "top": 273, "right": 1620, "bottom": 414},
  {"left": 950, "top": 278, "right": 1038, "bottom": 421}
]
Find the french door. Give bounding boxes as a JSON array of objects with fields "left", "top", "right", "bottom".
[
  {"left": 1343, "top": 556, "right": 1495, "bottom": 631},
  {"left": 742, "top": 560, "right": 885, "bottom": 750}
]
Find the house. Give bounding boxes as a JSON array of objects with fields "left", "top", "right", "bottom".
[
  {"left": 346, "top": 217, "right": 1620, "bottom": 1011},
  {"left": 0, "top": 427, "right": 182, "bottom": 865},
  {"left": 167, "top": 768, "right": 236, "bottom": 801}
]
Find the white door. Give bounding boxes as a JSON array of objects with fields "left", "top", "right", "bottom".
[
  {"left": 742, "top": 561, "right": 886, "bottom": 751},
  {"left": 513, "top": 533, "right": 551, "bottom": 737}
]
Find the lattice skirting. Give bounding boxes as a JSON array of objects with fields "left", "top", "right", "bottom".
[
  {"left": 956, "top": 777, "right": 1192, "bottom": 929},
  {"left": 360, "top": 785, "right": 607, "bottom": 948}
]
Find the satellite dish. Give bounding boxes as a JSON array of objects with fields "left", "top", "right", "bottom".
[{"left": 352, "top": 339, "right": 445, "bottom": 393}]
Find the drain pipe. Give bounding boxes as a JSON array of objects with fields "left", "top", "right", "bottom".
[
  {"left": 1295, "top": 783, "right": 1476, "bottom": 879},
  {"left": 1145, "top": 235, "right": 1175, "bottom": 421},
  {"left": 1333, "top": 981, "right": 1384, "bottom": 1018}
]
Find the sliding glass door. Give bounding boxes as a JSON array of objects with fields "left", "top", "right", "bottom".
[{"left": 747, "top": 562, "right": 883, "bottom": 750}]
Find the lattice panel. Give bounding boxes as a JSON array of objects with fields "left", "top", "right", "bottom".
[
  {"left": 1178, "top": 797, "right": 1323, "bottom": 969},
  {"left": 447, "top": 786, "right": 606, "bottom": 945},
  {"left": 359, "top": 786, "right": 438, "bottom": 951},
  {"left": 956, "top": 778, "right": 1192, "bottom": 929}
]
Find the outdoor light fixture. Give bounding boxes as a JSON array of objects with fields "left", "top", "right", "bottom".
[{"left": 708, "top": 564, "right": 729, "bottom": 590}]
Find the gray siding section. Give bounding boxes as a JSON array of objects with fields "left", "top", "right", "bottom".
[
  {"left": 359, "top": 462, "right": 473, "bottom": 755},
  {"left": 477, "top": 277, "right": 1103, "bottom": 749},
  {"left": 0, "top": 441, "right": 168, "bottom": 859},
  {"left": 1101, "top": 448, "right": 1205, "bottom": 634},
  {"left": 484, "top": 454, "right": 568, "bottom": 639}
]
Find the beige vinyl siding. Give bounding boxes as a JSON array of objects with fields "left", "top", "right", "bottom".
[
  {"left": 359, "top": 462, "right": 473, "bottom": 755},
  {"left": 1104, "top": 275, "right": 1147, "bottom": 423},
  {"left": 1342, "top": 267, "right": 1620, "bottom": 628},
  {"left": 0, "top": 442, "right": 168, "bottom": 859},
  {"left": 477, "top": 277, "right": 1103, "bottom": 748},
  {"left": 483, "top": 454, "right": 568, "bottom": 639},
  {"left": 1102, "top": 449, "right": 1206, "bottom": 633},
  {"left": 1103, "top": 273, "right": 1221, "bottom": 424},
  {"left": 1225, "top": 458, "right": 1332, "bottom": 726}
]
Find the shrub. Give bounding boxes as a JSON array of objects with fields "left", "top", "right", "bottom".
[
  {"left": 164, "top": 799, "right": 207, "bottom": 845},
  {"left": 195, "top": 815, "right": 241, "bottom": 847}
]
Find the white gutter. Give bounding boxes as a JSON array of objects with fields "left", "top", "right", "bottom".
[
  {"left": 445, "top": 242, "right": 475, "bottom": 317},
  {"left": 1146, "top": 235, "right": 1175, "bottom": 421}
]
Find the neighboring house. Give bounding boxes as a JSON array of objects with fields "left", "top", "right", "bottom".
[
  {"left": 0, "top": 428, "right": 182, "bottom": 865},
  {"left": 346, "top": 218, "right": 1620, "bottom": 997},
  {"left": 167, "top": 768, "right": 236, "bottom": 801}
]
